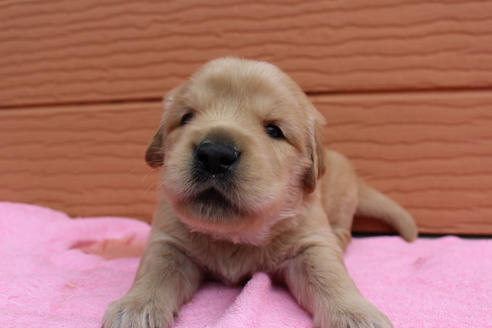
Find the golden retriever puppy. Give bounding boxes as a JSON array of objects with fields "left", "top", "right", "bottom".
[{"left": 102, "top": 57, "right": 417, "bottom": 328}]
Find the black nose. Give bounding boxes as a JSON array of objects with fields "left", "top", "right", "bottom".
[{"left": 195, "top": 141, "right": 240, "bottom": 175}]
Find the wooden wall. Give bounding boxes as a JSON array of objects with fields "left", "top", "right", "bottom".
[{"left": 1, "top": 0, "right": 492, "bottom": 234}]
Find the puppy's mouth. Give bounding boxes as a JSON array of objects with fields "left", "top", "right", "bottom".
[
  {"left": 195, "top": 188, "right": 230, "bottom": 206},
  {"left": 168, "top": 134, "right": 252, "bottom": 222},
  {"left": 184, "top": 186, "right": 246, "bottom": 221}
]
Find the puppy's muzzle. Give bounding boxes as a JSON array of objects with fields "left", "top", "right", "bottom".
[{"left": 194, "top": 139, "right": 241, "bottom": 177}]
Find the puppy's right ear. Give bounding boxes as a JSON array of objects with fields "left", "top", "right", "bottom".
[
  {"left": 144, "top": 87, "right": 181, "bottom": 168},
  {"left": 145, "top": 124, "right": 164, "bottom": 168}
]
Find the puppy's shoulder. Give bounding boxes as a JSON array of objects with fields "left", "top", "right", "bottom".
[{"left": 322, "top": 149, "right": 354, "bottom": 172}]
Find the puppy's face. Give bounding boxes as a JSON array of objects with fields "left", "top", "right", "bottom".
[{"left": 146, "top": 58, "right": 325, "bottom": 243}]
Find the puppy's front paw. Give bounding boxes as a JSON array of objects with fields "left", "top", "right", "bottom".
[
  {"left": 102, "top": 295, "right": 173, "bottom": 328},
  {"left": 314, "top": 296, "right": 393, "bottom": 328}
]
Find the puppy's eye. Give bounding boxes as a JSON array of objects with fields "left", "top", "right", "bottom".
[
  {"left": 180, "top": 112, "right": 194, "bottom": 126},
  {"left": 265, "top": 124, "right": 284, "bottom": 139}
]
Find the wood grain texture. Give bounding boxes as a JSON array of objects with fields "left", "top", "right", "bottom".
[
  {"left": 314, "top": 91, "right": 492, "bottom": 234},
  {"left": 2, "top": 0, "right": 492, "bottom": 107},
  {"left": 1, "top": 92, "right": 491, "bottom": 234}
]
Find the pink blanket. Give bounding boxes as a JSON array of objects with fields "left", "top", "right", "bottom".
[{"left": 1, "top": 202, "right": 491, "bottom": 328}]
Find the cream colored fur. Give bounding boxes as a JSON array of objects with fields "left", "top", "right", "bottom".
[{"left": 102, "top": 57, "right": 417, "bottom": 328}]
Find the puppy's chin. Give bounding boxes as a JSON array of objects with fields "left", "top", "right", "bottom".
[
  {"left": 164, "top": 183, "right": 303, "bottom": 245},
  {"left": 161, "top": 162, "right": 304, "bottom": 244}
]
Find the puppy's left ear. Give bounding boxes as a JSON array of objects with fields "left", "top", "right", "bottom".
[{"left": 303, "top": 108, "right": 326, "bottom": 193}]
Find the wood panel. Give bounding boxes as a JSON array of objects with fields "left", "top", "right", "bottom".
[
  {"left": 2, "top": 0, "right": 492, "bottom": 107},
  {"left": 0, "top": 102, "right": 161, "bottom": 220},
  {"left": 1, "top": 92, "right": 492, "bottom": 234}
]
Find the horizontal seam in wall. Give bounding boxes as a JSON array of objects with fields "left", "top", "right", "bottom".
[
  {"left": 305, "top": 86, "right": 492, "bottom": 97},
  {"left": 0, "top": 97, "right": 163, "bottom": 111},
  {"left": 1, "top": 86, "right": 492, "bottom": 111}
]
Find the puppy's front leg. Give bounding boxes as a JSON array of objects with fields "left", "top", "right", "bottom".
[
  {"left": 102, "top": 231, "right": 202, "bottom": 328},
  {"left": 282, "top": 231, "right": 392, "bottom": 328}
]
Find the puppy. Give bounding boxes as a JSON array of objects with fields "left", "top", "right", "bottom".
[{"left": 102, "top": 57, "right": 417, "bottom": 328}]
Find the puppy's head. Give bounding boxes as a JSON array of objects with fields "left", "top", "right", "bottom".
[{"left": 147, "top": 57, "right": 325, "bottom": 243}]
